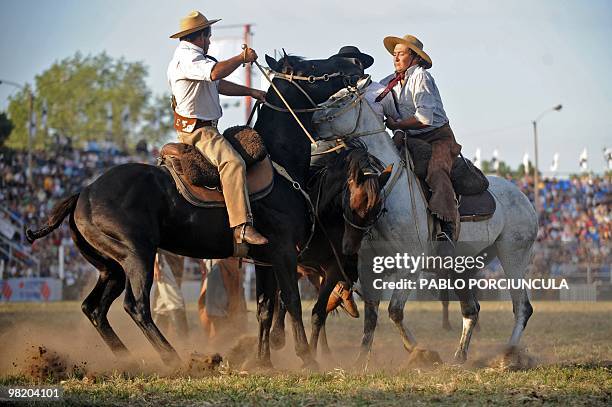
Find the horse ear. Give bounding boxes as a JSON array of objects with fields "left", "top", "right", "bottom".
[
  {"left": 265, "top": 55, "right": 279, "bottom": 71},
  {"left": 378, "top": 164, "right": 394, "bottom": 188}
]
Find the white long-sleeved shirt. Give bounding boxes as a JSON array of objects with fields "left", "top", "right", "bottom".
[
  {"left": 363, "top": 81, "right": 400, "bottom": 123},
  {"left": 380, "top": 65, "right": 448, "bottom": 135},
  {"left": 167, "top": 41, "right": 222, "bottom": 121}
]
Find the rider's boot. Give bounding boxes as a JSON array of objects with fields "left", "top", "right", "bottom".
[
  {"left": 326, "top": 281, "right": 360, "bottom": 318},
  {"left": 234, "top": 223, "right": 269, "bottom": 245}
]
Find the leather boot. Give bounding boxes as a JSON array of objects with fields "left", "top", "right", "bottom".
[
  {"left": 326, "top": 281, "right": 360, "bottom": 318},
  {"left": 234, "top": 223, "right": 268, "bottom": 245}
]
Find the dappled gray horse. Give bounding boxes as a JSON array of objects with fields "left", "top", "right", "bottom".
[{"left": 312, "top": 77, "right": 538, "bottom": 364}]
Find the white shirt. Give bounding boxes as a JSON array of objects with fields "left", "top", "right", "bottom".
[
  {"left": 167, "top": 41, "right": 222, "bottom": 121},
  {"left": 363, "top": 82, "right": 400, "bottom": 122},
  {"left": 380, "top": 65, "right": 448, "bottom": 135}
]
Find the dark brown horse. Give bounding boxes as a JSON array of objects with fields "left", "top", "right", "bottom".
[
  {"left": 271, "top": 144, "right": 392, "bottom": 356},
  {"left": 25, "top": 54, "right": 365, "bottom": 368}
]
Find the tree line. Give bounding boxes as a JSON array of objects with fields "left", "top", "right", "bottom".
[{"left": 2, "top": 52, "right": 172, "bottom": 151}]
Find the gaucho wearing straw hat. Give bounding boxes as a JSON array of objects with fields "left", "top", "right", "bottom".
[
  {"left": 378, "top": 34, "right": 462, "bottom": 243},
  {"left": 167, "top": 11, "right": 268, "bottom": 246}
]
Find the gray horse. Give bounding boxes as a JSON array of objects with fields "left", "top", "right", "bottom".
[{"left": 312, "top": 78, "right": 538, "bottom": 364}]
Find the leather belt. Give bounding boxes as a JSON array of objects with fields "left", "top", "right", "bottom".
[
  {"left": 194, "top": 119, "right": 217, "bottom": 130},
  {"left": 173, "top": 109, "right": 218, "bottom": 133}
]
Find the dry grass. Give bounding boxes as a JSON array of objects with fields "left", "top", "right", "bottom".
[{"left": 0, "top": 301, "right": 611, "bottom": 405}]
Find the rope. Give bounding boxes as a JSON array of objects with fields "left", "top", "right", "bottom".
[{"left": 252, "top": 59, "right": 317, "bottom": 145}]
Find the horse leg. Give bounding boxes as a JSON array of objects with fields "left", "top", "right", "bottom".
[
  {"left": 452, "top": 275, "right": 480, "bottom": 363},
  {"left": 255, "top": 264, "right": 276, "bottom": 367},
  {"left": 496, "top": 241, "right": 534, "bottom": 347},
  {"left": 310, "top": 278, "right": 336, "bottom": 356},
  {"left": 275, "top": 252, "right": 316, "bottom": 368},
  {"left": 355, "top": 299, "right": 380, "bottom": 367},
  {"left": 319, "top": 323, "right": 332, "bottom": 356},
  {"left": 70, "top": 217, "right": 129, "bottom": 356},
  {"left": 81, "top": 264, "right": 128, "bottom": 356},
  {"left": 440, "top": 285, "right": 452, "bottom": 330},
  {"left": 121, "top": 251, "right": 181, "bottom": 366},
  {"left": 270, "top": 290, "right": 286, "bottom": 350},
  {"left": 388, "top": 285, "right": 418, "bottom": 353}
]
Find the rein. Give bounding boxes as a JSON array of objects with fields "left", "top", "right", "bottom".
[{"left": 253, "top": 60, "right": 342, "bottom": 144}]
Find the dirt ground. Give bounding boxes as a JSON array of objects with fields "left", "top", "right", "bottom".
[{"left": 0, "top": 300, "right": 610, "bottom": 405}]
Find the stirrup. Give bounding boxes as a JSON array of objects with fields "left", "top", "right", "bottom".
[
  {"left": 435, "top": 231, "right": 455, "bottom": 248},
  {"left": 233, "top": 224, "right": 249, "bottom": 258}
]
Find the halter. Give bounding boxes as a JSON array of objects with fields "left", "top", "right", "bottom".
[
  {"left": 312, "top": 77, "right": 387, "bottom": 143},
  {"left": 262, "top": 67, "right": 359, "bottom": 113},
  {"left": 340, "top": 151, "right": 388, "bottom": 233}
]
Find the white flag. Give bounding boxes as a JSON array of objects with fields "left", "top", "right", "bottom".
[
  {"left": 473, "top": 148, "right": 481, "bottom": 169},
  {"left": 550, "top": 153, "right": 559, "bottom": 172},
  {"left": 579, "top": 148, "right": 588, "bottom": 171},
  {"left": 523, "top": 152, "right": 530, "bottom": 173},
  {"left": 106, "top": 102, "right": 113, "bottom": 133},
  {"left": 491, "top": 149, "right": 500, "bottom": 171}
]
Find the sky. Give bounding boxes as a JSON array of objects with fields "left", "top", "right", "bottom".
[{"left": 1, "top": 0, "right": 611, "bottom": 174}]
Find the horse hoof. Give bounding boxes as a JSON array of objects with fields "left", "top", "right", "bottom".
[
  {"left": 443, "top": 322, "right": 453, "bottom": 331},
  {"left": 270, "top": 330, "right": 286, "bottom": 350},
  {"left": 453, "top": 349, "right": 467, "bottom": 364}
]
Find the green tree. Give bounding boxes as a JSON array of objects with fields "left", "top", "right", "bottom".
[
  {"left": 139, "top": 93, "right": 174, "bottom": 147},
  {"left": 6, "top": 52, "right": 150, "bottom": 150},
  {"left": 0, "top": 111, "right": 13, "bottom": 147}
]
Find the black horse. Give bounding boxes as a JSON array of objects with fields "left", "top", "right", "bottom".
[
  {"left": 271, "top": 144, "right": 392, "bottom": 356},
  {"left": 26, "top": 54, "right": 365, "bottom": 368}
]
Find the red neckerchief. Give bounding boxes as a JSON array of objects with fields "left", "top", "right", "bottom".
[{"left": 374, "top": 70, "right": 405, "bottom": 103}]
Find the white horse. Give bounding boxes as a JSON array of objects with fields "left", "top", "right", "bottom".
[{"left": 312, "top": 78, "right": 538, "bottom": 363}]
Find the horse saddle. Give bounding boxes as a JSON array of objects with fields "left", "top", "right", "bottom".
[
  {"left": 405, "top": 137, "right": 496, "bottom": 222},
  {"left": 458, "top": 190, "right": 496, "bottom": 222},
  {"left": 159, "top": 126, "right": 274, "bottom": 208}
]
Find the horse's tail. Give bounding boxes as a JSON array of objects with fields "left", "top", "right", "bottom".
[{"left": 25, "top": 193, "right": 79, "bottom": 243}]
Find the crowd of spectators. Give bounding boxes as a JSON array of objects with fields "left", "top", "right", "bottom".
[
  {"left": 0, "top": 143, "right": 154, "bottom": 292},
  {"left": 1, "top": 145, "right": 610, "bottom": 289}
]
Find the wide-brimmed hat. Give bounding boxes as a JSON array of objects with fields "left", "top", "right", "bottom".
[
  {"left": 383, "top": 34, "right": 432, "bottom": 69},
  {"left": 170, "top": 11, "right": 221, "bottom": 39},
  {"left": 331, "top": 46, "right": 374, "bottom": 69}
]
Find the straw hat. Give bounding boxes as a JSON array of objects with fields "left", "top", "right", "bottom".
[
  {"left": 170, "top": 11, "right": 221, "bottom": 39},
  {"left": 383, "top": 34, "right": 432, "bottom": 69}
]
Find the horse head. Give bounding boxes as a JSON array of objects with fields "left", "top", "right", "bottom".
[
  {"left": 264, "top": 54, "right": 365, "bottom": 108},
  {"left": 343, "top": 146, "right": 393, "bottom": 255},
  {"left": 317, "top": 143, "right": 393, "bottom": 255}
]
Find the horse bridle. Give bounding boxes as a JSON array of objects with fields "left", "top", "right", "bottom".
[
  {"left": 262, "top": 68, "right": 361, "bottom": 113},
  {"left": 341, "top": 172, "right": 386, "bottom": 233}
]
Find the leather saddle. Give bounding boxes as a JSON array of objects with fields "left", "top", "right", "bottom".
[
  {"left": 458, "top": 190, "right": 496, "bottom": 222},
  {"left": 158, "top": 127, "right": 274, "bottom": 208},
  {"left": 415, "top": 174, "right": 496, "bottom": 223}
]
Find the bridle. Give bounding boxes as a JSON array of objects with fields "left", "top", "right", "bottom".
[
  {"left": 340, "top": 155, "right": 387, "bottom": 234},
  {"left": 261, "top": 67, "right": 362, "bottom": 114}
]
